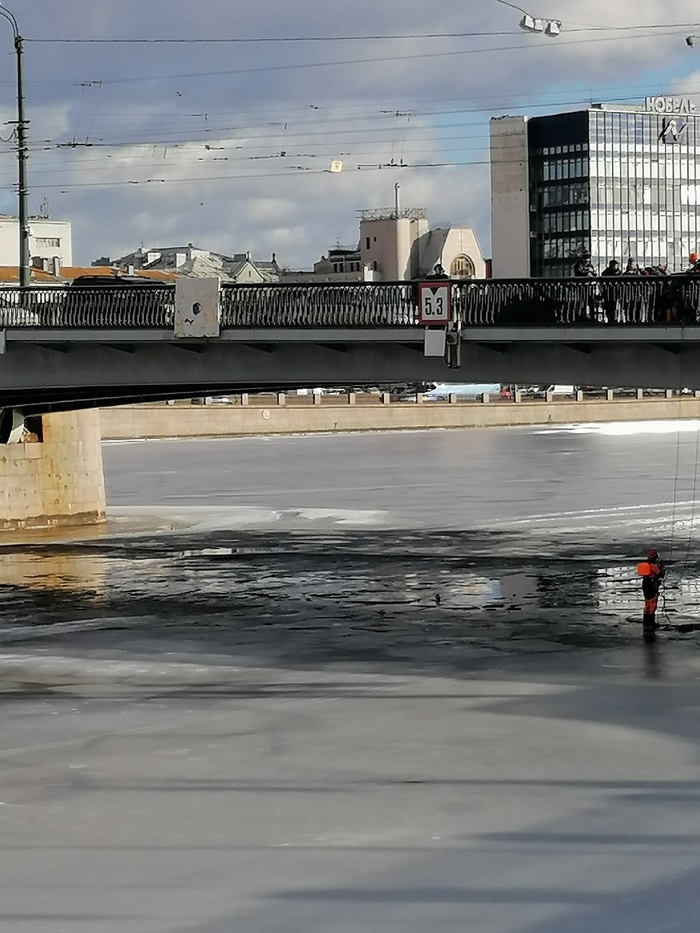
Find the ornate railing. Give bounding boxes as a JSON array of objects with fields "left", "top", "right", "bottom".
[
  {"left": 219, "top": 282, "right": 418, "bottom": 327},
  {"left": 1, "top": 277, "right": 699, "bottom": 328}
]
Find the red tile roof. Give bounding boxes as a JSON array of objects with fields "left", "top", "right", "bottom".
[{"left": 0, "top": 265, "right": 178, "bottom": 284}]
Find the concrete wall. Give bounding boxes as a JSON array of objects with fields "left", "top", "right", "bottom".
[
  {"left": 99, "top": 396, "right": 700, "bottom": 441},
  {"left": 490, "top": 116, "right": 530, "bottom": 278},
  {"left": 0, "top": 409, "right": 105, "bottom": 531}
]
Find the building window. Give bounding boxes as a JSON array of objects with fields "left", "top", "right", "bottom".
[
  {"left": 365, "top": 237, "right": 370, "bottom": 249},
  {"left": 35, "top": 237, "right": 60, "bottom": 248},
  {"left": 450, "top": 255, "right": 475, "bottom": 279}
]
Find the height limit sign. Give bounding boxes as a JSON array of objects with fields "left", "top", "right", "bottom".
[{"left": 418, "top": 282, "right": 452, "bottom": 325}]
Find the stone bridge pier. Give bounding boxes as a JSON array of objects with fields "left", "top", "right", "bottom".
[{"left": 0, "top": 409, "right": 105, "bottom": 532}]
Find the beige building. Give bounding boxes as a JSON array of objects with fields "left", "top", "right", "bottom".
[{"left": 309, "top": 208, "right": 486, "bottom": 283}]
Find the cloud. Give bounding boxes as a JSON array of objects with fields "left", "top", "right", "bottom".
[{"left": 4, "top": 0, "right": 700, "bottom": 265}]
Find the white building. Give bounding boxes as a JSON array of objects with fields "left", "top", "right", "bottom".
[{"left": 0, "top": 215, "right": 73, "bottom": 267}]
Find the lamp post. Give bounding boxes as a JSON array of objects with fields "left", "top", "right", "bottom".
[
  {"left": 495, "top": 1, "right": 562, "bottom": 37},
  {"left": 0, "top": 4, "right": 29, "bottom": 288}
]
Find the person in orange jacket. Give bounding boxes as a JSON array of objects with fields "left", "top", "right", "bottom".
[{"left": 637, "top": 549, "right": 665, "bottom": 631}]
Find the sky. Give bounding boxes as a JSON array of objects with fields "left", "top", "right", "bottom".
[{"left": 1, "top": 1, "right": 700, "bottom": 268}]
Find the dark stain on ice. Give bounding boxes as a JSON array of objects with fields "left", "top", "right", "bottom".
[{"left": 1, "top": 529, "right": 700, "bottom": 668}]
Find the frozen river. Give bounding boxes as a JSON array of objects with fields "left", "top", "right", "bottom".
[{"left": 1, "top": 423, "right": 700, "bottom": 931}]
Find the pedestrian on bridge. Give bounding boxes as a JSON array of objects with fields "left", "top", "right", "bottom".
[
  {"left": 573, "top": 251, "right": 597, "bottom": 322},
  {"left": 622, "top": 258, "right": 645, "bottom": 322},
  {"left": 601, "top": 259, "right": 621, "bottom": 323}
]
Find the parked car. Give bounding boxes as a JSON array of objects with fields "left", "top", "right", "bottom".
[{"left": 0, "top": 307, "right": 40, "bottom": 326}]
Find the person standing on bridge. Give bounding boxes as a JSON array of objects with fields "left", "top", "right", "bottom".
[
  {"left": 622, "top": 258, "right": 644, "bottom": 322},
  {"left": 573, "top": 251, "right": 596, "bottom": 278},
  {"left": 601, "top": 259, "right": 621, "bottom": 323},
  {"left": 637, "top": 548, "right": 665, "bottom": 633},
  {"left": 573, "top": 251, "right": 597, "bottom": 322},
  {"left": 686, "top": 253, "right": 700, "bottom": 273},
  {"left": 426, "top": 263, "right": 449, "bottom": 280}
]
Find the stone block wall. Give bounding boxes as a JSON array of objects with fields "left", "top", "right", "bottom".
[
  {"left": 0, "top": 409, "right": 106, "bottom": 531},
  {"left": 99, "top": 396, "right": 700, "bottom": 441}
]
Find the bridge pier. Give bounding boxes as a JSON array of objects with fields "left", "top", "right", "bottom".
[{"left": 0, "top": 409, "right": 105, "bottom": 531}]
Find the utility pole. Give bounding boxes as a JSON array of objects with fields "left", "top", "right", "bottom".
[{"left": 0, "top": 5, "right": 30, "bottom": 287}]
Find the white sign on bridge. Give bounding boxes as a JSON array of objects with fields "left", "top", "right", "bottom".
[{"left": 418, "top": 282, "right": 452, "bottom": 325}]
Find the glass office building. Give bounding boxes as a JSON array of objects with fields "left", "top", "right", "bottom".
[{"left": 490, "top": 101, "right": 700, "bottom": 277}]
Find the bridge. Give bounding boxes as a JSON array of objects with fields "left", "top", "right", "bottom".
[{"left": 2, "top": 277, "right": 700, "bottom": 415}]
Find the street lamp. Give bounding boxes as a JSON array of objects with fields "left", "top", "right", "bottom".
[
  {"left": 0, "top": 4, "right": 29, "bottom": 288},
  {"left": 520, "top": 15, "right": 562, "bottom": 37},
  {"left": 495, "top": 1, "right": 562, "bottom": 38}
]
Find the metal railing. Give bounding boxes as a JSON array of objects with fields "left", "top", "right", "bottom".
[
  {"left": 0, "top": 277, "right": 699, "bottom": 329},
  {"left": 219, "top": 282, "right": 418, "bottom": 327}
]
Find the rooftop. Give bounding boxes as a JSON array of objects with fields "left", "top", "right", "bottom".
[{"left": 358, "top": 207, "right": 428, "bottom": 222}]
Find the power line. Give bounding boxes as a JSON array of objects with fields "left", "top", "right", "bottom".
[
  {"left": 25, "top": 30, "right": 522, "bottom": 44},
  {"left": 23, "top": 22, "right": 700, "bottom": 43},
  {"left": 15, "top": 74, "right": 700, "bottom": 136},
  {"left": 14, "top": 28, "right": 697, "bottom": 89},
  {"left": 26, "top": 161, "right": 494, "bottom": 192},
  {"left": 23, "top": 86, "right": 700, "bottom": 153}
]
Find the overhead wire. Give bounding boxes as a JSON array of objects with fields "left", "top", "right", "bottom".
[
  {"left": 23, "top": 21, "right": 700, "bottom": 42},
  {"left": 12, "top": 27, "right": 700, "bottom": 89},
  {"left": 18, "top": 73, "right": 700, "bottom": 125},
  {"left": 12, "top": 80, "right": 700, "bottom": 158}
]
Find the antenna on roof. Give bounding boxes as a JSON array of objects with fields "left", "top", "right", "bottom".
[{"left": 39, "top": 197, "right": 50, "bottom": 219}]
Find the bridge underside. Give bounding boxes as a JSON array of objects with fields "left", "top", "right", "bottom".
[{"left": 2, "top": 327, "right": 700, "bottom": 412}]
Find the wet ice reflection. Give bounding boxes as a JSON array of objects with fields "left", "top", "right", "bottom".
[{"left": 1, "top": 532, "right": 700, "bottom": 657}]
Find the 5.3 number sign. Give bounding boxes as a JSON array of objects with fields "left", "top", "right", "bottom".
[{"left": 418, "top": 282, "right": 452, "bottom": 325}]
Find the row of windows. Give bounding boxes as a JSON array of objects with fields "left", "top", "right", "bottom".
[
  {"left": 592, "top": 183, "right": 700, "bottom": 212},
  {"left": 537, "top": 182, "right": 589, "bottom": 208},
  {"left": 591, "top": 210, "right": 700, "bottom": 230},
  {"left": 591, "top": 236, "right": 700, "bottom": 265},
  {"left": 535, "top": 143, "right": 588, "bottom": 156},
  {"left": 540, "top": 211, "right": 590, "bottom": 234},
  {"left": 34, "top": 237, "right": 61, "bottom": 248},
  {"left": 590, "top": 158, "right": 700, "bottom": 181},
  {"left": 590, "top": 110, "right": 700, "bottom": 149},
  {"left": 541, "top": 236, "right": 588, "bottom": 260},
  {"left": 332, "top": 262, "right": 362, "bottom": 272},
  {"left": 540, "top": 158, "right": 588, "bottom": 181}
]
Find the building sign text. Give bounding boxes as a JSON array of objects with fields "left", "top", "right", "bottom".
[{"left": 645, "top": 96, "right": 696, "bottom": 115}]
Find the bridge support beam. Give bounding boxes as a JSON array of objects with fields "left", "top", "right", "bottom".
[{"left": 0, "top": 409, "right": 105, "bottom": 531}]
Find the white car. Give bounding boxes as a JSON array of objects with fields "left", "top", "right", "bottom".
[{"left": 0, "top": 307, "right": 40, "bottom": 326}]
